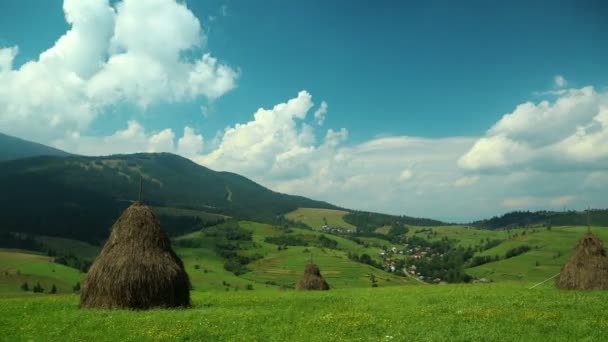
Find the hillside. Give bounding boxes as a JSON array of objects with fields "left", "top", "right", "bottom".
[
  {"left": 284, "top": 208, "right": 355, "bottom": 230},
  {"left": 0, "top": 250, "right": 83, "bottom": 295},
  {"left": 0, "top": 153, "right": 336, "bottom": 242},
  {"left": 0, "top": 132, "right": 70, "bottom": 161},
  {"left": 470, "top": 209, "right": 608, "bottom": 229},
  {"left": 0, "top": 217, "right": 412, "bottom": 295},
  {"left": 467, "top": 225, "right": 608, "bottom": 284}
]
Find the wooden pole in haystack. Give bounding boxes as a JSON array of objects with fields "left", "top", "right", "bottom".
[
  {"left": 587, "top": 207, "right": 591, "bottom": 233},
  {"left": 139, "top": 175, "right": 143, "bottom": 203}
]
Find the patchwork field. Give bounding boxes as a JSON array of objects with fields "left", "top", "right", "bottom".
[
  {"left": 4, "top": 222, "right": 608, "bottom": 295},
  {"left": 1, "top": 284, "right": 607, "bottom": 341},
  {"left": 406, "top": 225, "right": 515, "bottom": 247},
  {"left": 177, "top": 221, "right": 409, "bottom": 291},
  {"left": 3, "top": 213, "right": 608, "bottom": 341},
  {"left": 243, "top": 246, "right": 409, "bottom": 288},
  {"left": 285, "top": 208, "right": 355, "bottom": 230},
  {"left": 467, "top": 226, "right": 608, "bottom": 284}
]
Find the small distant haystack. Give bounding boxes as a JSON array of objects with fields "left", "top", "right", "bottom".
[
  {"left": 297, "top": 263, "right": 330, "bottom": 290},
  {"left": 80, "top": 202, "right": 191, "bottom": 309},
  {"left": 558, "top": 232, "right": 608, "bottom": 290}
]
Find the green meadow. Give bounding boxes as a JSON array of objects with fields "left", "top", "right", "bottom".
[
  {"left": 3, "top": 222, "right": 608, "bottom": 295},
  {"left": 3, "top": 208, "right": 608, "bottom": 341},
  {"left": 0, "top": 250, "right": 83, "bottom": 295},
  {"left": 468, "top": 226, "right": 608, "bottom": 284},
  {"left": 406, "top": 225, "right": 514, "bottom": 247},
  {"left": 1, "top": 284, "right": 607, "bottom": 341},
  {"left": 176, "top": 221, "right": 409, "bottom": 291},
  {"left": 285, "top": 208, "right": 355, "bottom": 230}
]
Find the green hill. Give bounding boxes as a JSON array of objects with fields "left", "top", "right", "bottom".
[
  {"left": 406, "top": 225, "right": 513, "bottom": 247},
  {"left": 0, "top": 153, "right": 336, "bottom": 242},
  {"left": 285, "top": 208, "right": 355, "bottom": 230},
  {"left": 470, "top": 209, "right": 608, "bottom": 229},
  {"left": 0, "top": 132, "right": 70, "bottom": 161},
  {"left": 0, "top": 250, "right": 83, "bottom": 295},
  {"left": 174, "top": 220, "right": 410, "bottom": 291},
  {"left": 1, "top": 216, "right": 412, "bottom": 295},
  {"left": 467, "top": 226, "right": 608, "bottom": 284}
]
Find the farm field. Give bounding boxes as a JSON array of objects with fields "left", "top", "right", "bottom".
[
  {"left": 177, "top": 221, "right": 409, "bottom": 291},
  {"left": 1, "top": 284, "right": 607, "bottom": 341},
  {"left": 467, "top": 226, "right": 608, "bottom": 284},
  {"left": 1, "top": 219, "right": 406, "bottom": 295},
  {"left": 243, "top": 246, "right": 409, "bottom": 288},
  {"left": 4, "top": 223, "right": 608, "bottom": 295},
  {"left": 285, "top": 208, "right": 355, "bottom": 230},
  {"left": 406, "top": 225, "right": 515, "bottom": 247},
  {"left": 0, "top": 250, "right": 83, "bottom": 295}
]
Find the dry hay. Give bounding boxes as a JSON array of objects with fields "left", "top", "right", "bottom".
[
  {"left": 297, "top": 263, "right": 330, "bottom": 290},
  {"left": 558, "top": 232, "right": 608, "bottom": 290},
  {"left": 80, "top": 202, "right": 191, "bottom": 309}
]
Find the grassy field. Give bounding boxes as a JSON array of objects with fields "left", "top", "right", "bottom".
[
  {"left": 243, "top": 246, "right": 409, "bottom": 288},
  {"left": 239, "top": 221, "right": 406, "bottom": 288},
  {"left": 467, "top": 226, "right": 608, "bottom": 284},
  {"left": 1, "top": 218, "right": 405, "bottom": 295},
  {"left": 407, "top": 225, "right": 514, "bottom": 247},
  {"left": 3, "top": 220, "right": 607, "bottom": 296},
  {"left": 3, "top": 218, "right": 608, "bottom": 341},
  {"left": 176, "top": 221, "right": 409, "bottom": 291},
  {"left": 1, "top": 284, "right": 607, "bottom": 341},
  {"left": 285, "top": 208, "right": 355, "bottom": 230},
  {"left": 0, "top": 250, "right": 83, "bottom": 295}
]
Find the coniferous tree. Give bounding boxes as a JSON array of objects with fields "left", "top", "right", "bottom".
[
  {"left": 33, "top": 282, "right": 44, "bottom": 293},
  {"left": 370, "top": 273, "right": 378, "bottom": 287}
]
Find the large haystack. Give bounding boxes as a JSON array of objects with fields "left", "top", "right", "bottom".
[
  {"left": 80, "top": 202, "right": 191, "bottom": 309},
  {"left": 297, "top": 263, "right": 330, "bottom": 290},
  {"left": 558, "top": 232, "right": 608, "bottom": 290}
]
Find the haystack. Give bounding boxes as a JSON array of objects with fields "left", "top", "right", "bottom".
[
  {"left": 80, "top": 202, "right": 191, "bottom": 309},
  {"left": 297, "top": 263, "right": 330, "bottom": 290},
  {"left": 558, "top": 232, "right": 608, "bottom": 290}
]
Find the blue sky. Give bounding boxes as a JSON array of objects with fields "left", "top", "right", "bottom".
[{"left": 0, "top": 0, "right": 607, "bottom": 221}]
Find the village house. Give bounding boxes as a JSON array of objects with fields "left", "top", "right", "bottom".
[{"left": 321, "top": 225, "right": 356, "bottom": 234}]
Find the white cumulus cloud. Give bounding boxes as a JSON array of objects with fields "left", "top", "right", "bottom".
[
  {"left": 195, "top": 91, "right": 346, "bottom": 180},
  {"left": 0, "top": 46, "right": 18, "bottom": 72},
  {"left": 0, "top": 0, "right": 237, "bottom": 141},
  {"left": 53, "top": 120, "right": 206, "bottom": 157},
  {"left": 177, "top": 127, "right": 204, "bottom": 157},
  {"left": 554, "top": 75, "right": 567, "bottom": 88},
  {"left": 314, "top": 101, "right": 328, "bottom": 126},
  {"left": 459, "top": 86, "right": 608, "bottom": 172}
]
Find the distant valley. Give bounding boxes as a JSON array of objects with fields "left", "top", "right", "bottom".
[{"left": 1, "top": 132, "right": 607, "bottom": 296}]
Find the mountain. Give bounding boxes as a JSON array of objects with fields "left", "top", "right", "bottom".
[
  {"left": 0, "top": 132, "right": 70, "bottom": 161},
  {"left": 0, "top": 153, "right": 336, "bottom": 242}
]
